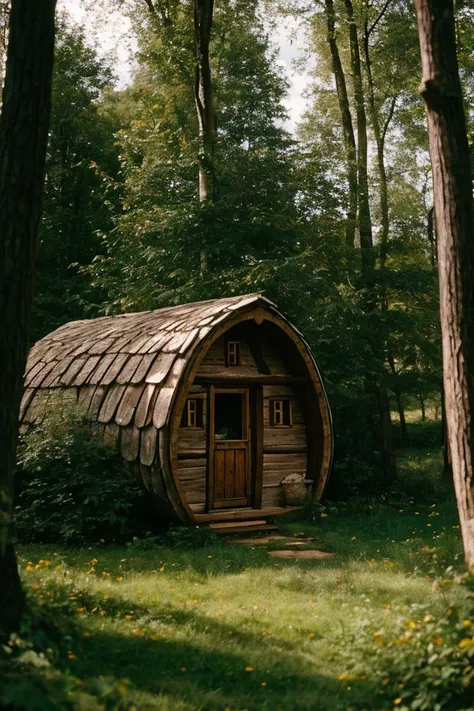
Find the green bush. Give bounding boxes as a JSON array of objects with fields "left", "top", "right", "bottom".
[
  {"left": 339, "top": 590, "right": 474, "bottom": 711},
  {"left": 165, "top": 523, "right": 222, "bottom": 549},
  {"left": 0, "top": 596, "right": 133, "bottom": 711},
  {"left": 15, "top": 405, "right": 146, "bottom": 544}
]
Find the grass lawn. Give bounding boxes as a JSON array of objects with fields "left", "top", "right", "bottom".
[{"left": 15, "top": 446, "right": 472, "bottom": 711}]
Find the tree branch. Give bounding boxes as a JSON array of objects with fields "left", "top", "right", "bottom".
[
  {"left": 368, "top": 0, "right": 393, "bottom": 36},
  {"left": 381, "top": 92, "right": 398, "bottom": 144}
]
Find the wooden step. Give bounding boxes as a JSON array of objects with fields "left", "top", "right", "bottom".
[
  {"left": 195, "top": 506, "right": 301, "bottom": 524},
  {"left": 210, "top": 519, "right": 267, "bottom": 531},
  {"left": 211, "top": 522, "right": 279, "bottom": 535}
]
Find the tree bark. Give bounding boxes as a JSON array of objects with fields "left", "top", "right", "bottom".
[
  {"left": 440, "top": 378, "right": 453, "bottom": 481},
  {"left": 395, "top": 389, "right": 407, "bottom": 442},
  {"left": 0, "top": 0, "right": 57, "bottom": 634},
  {"left": 324, "top": 0, "right": 357, "bottom": 249},
  {"left": 344, "top": 0, "right": 374, "bottom": 273},
  {"left": 362, "top": 12, "right": 396, "bottom": 267},
  {"left": 415, "top": 0, "right": 474, "bottom": 566},
  {"left": 427, "top": 205, "right": 437, "bottom": 266},
  {"left": 194, "top": 0, "right": 216, "bottom": 274}
]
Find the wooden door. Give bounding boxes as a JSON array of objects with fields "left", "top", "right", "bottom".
[{"left": 208, "top": 387, "right": 251, "bottom": 509}]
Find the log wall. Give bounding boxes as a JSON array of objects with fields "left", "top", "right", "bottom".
[{"left": 262, "top": 385, "right": 308, "bottom": 507}]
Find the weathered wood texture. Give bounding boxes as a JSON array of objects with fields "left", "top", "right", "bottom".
[
  {"left": 415, "top": 0, "right": 474, "bottom": 566},
  {"left": 21, "top": 294, "right": 333, "bottom": 524},
  {"left": 261, "top": 386, "right": 308, "bottom": 507},
  {"left": 0, "top": 0, "right": 57, "bottom": 635}
]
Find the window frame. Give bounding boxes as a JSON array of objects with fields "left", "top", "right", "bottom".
[
  {"left": 269, "top": 398, "right": 293, "bottom": 428},
  {"left": 181, "top": 396, "right": 205, "bottom": 429},
  {"left": 226, "top": 340, "right": 241, "bottom": 367}
]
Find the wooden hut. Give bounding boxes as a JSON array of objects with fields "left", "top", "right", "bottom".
[{"left": 20, "top": 294, "right": 333, "bottom": 524}]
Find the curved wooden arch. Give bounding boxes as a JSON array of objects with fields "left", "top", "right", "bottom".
[
  {"left": 21, "top": 294, "right": 333, "bottom": 524},
  {"left": 163, "top": 303, "right": 334, "bottom": 523}
]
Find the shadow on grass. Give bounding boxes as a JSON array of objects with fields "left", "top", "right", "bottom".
[
  {"left": 20, "top": 495, "right": 463, "bottom": 587},
  {"left": 68, "top": 605, "right": 375, "bottom": 711}
]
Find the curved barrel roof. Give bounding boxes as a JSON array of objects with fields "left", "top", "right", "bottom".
[{"left": 20, "top": 294, "right": 280, "bottom": 464}]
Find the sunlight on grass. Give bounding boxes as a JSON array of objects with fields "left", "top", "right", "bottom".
[{"left": 17, "top": 493, "right": 467, "bottom": 711}]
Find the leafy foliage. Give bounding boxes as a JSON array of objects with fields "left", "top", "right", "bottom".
[
  {"left": 0, "top": 595, "right": 134, "bottom": 710},
  {"left": 341, "top": 596, "right": 474, "bottom": 711},
  {"left": 31, "top": 18, "right": 121, "bottom": 341},
  {"left": 15, "top": 405, "right": 146, "bottom": 544}
]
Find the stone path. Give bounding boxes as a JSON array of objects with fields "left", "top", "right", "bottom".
[{"left": 228, "top": 532, "right": 336, "bottom": 559}]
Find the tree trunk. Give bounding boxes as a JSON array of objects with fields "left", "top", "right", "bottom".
[
  {"left": 418, "top": 385, "right": 426, "bottom": 422},
  {"left": 362, "top": 15, "right": 396, "bottom": 268},
  {"left": 193, "top": 0, "right": 216, "bottom": 274},
  {"left": 344, "top": 0, "right": 374, "bottom": 273},
  {"left": 387, "top": 353, "right": 407, "bottom": 443},
  {"left": 395, "top": 389, "right": 407, "bottom": 443},
  {"left": 427, "top": 205, "right": 437, "bottom": 266},
  {"left": 324, "top": 0, "right": 357, "bottom": 249},
  {"left": 0, "top": 0, "right": 56, "bottom": 635},
  {"left": 415, "top": 0, "right": 474, "bottom": 566},
  {"left": 440, "top": 378, "right": 453, "bottom": 481}
]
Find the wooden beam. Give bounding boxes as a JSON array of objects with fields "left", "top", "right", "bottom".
[
  {"left": 194, "top": 375, "right": 306, "bottom": 385},
  {"left": 253, "top": 385, "right": 263, "bottom": 508},
  {"left": 195, "top": 505, "right": 302, "bottom": 523}
]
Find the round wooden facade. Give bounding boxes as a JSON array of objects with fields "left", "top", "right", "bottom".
[{"left": 21, "top": 294, "right": 333, "bottom": 524}]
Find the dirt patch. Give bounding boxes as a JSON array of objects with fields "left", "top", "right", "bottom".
[{"left": 268, "top": 549, "right": 336, "bottom": 560}]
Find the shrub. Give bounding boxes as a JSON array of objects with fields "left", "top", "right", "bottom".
[
  {"left": 15, "top": 405, "right": 146, "bottom": 544},
  {"left": 165, "top": 523, "right": 222, "bottom": 549},
  {"left": 0, "top": 595, "right": 133, "bottom": 710},
  {"left": 339, "top": 590, "right": 474, "bottom": 711}
]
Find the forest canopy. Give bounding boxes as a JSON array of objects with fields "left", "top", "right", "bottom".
[{"left": 15, "top": 0, "right": 470, "bottom": 491}]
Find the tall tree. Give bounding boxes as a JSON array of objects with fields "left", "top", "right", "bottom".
[
  {"left": 415, "top": 0, "right": 474, "bottom": 566},
  {"left": 32, "top": 20, "right": 120, "bottom": 341},
  {"left": 323, "top": 0, "right": 357, "bottom": 249},
  {"left": 343, "top": 0, "right": 373, "bottom": 272},
  {"left": 0, "top": 0, "right": 57, "bottom": 634},
  {"left": 90, "top": 0, "right": 297, "bottom": 312}
]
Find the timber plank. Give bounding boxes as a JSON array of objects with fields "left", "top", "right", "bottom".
[
  {"left": 19, "top": 388, "right": 36, "bottom": 420},
  {"left": 103, "top": 422, "right": 119, "bottom": 450},
  {"left": 98, "top": 384, "right": 127, "bottom": 423},
  {"left": 87, "top": 353, "right": 116, "bottom": 385},
  {"left": 101, "top": 353, "right": 130, "bottom": 385},
  {"left": 87, "top": 337, "right": 116, "bottom": 355},
  {"left": 134, "top": 384, "right": 157, "bottom": 428},
  {"left": 140, "top": 425, "right": 158, "bottom": 466},
  {"left": 145, "top": 352, "right": 177, "bottom": 385},
  {"left": 130, "top": 353, "right": 156, "bottom": 383},
  {"left": 60, "top": 357, "right": 88, "bottom": 386},
  {"left": 195, "top": 506, "right": 301, "bottom": 523},
  {"left": 115, "top": 383, "right": 145, "bottom": 426},
  {"left": 29, "top": 360, "right": 58, "bottom": 389},
  {"left": 78, "top": 384, "right": 98, "bottom": 412},
  {"left": 74, "top": 355, "right": 102, "bottom": 386},
  {"left": 88, "top": 385, "right": 107, "bottom": 416},
  {"left": 120, "top": 425, "right": 140, "bottom": 462},
  {"left": 116, "top": 354, "right": 143, "bottom": 384},
  {"left": 153, "top": 387, "right": 174, "bottom": 429},
  {"left": 41, "top": 356, "right": 76, "bottom": 387}
]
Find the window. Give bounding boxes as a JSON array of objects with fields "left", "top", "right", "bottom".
[
  {"left": 226, "top": 340, "right": 241, "bottom": 366},
  {"left": 270, "top": 399, "right": 292, "bottom": 427},
  {"left": 181, "top": 398, "right": 204, "bottom": 428},
  {"left": 214, "top": 392, "right": 244, "bottom": 440}
]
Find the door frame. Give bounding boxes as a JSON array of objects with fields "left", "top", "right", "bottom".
[{"left": 207, "top": 385, "right": 253, "bottom": 511}]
